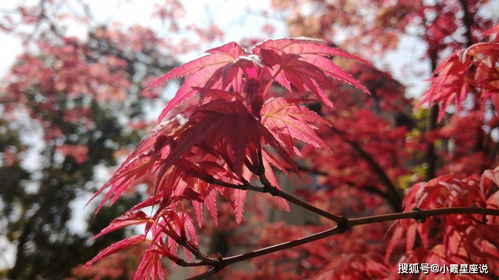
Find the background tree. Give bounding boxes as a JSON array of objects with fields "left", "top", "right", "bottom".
[
  {"left": 0, "top": 1, "right": 179, "bottom": 278},
  {"left": 271, "top": 0, "right": 496, "bottom": 179}
]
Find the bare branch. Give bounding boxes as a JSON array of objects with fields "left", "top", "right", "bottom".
[
  {"left": 187, "top": 206, "right": 499, "bottom": 280},
  {"left": 178, "top": 240, "right": 218, "bottom": 266},
  {"left": 201, "top": 167, "right": 346, "bottom": 225},
  {"left": 457, "top": 0, "right": 474, "bottom": 47}
]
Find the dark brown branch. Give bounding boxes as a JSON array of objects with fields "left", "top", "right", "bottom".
[
  {"left": 297, "top": 165, "right": 397, "bottom": 210},
  {"left": 258, "top": 148, "right": 346, "bottom": 224},
  {"left": 179, "top": 239, "right": 217, "bottom": 266},
  {"left": 458, "top": 0, "right": 474, "bottom": 47},
  {"left": 204, "top": 176, "right": 262, "bottom": 192},
  {"left": 296, "top": 164, "right": 328, "bottom": 176},
  {"left": 189, "top": 152, "right": 498, "bottom": 280},
  {"left": 297, "top": 164, "right": 400, "bottom": 210},
  {"left": 348, "top": 207, "right": 499, "bottom": 226},
  {"left": 175, "top": 260, "right": 208, "bottom": 267},
  {"left": 222, "top": 225, "right": 345, "bottom": 266},
  {"left": 202, "top": 172, "right": 346, "bottom": 224},
  {"left": 264, "top": 182, "right": 347, "bottom": 225},
  {"left": 330, "top": 127, "right": 403, "bottom": 211},
  {"left": 421, "top": 3, "right": 440, "bottom": 181},
  {"left": 188, "top": 207, "right": 499, "bottom": 280}
]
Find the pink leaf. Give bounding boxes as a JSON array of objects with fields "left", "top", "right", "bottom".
[
  {"left": 91, "top": 211, "right": 148, "bottom": 240},
  {"left": 84, "top": 235, "right": 145, "bottom": 268},
  {"left": 233, "top": 189, "right": 247, "bottom": 224}
]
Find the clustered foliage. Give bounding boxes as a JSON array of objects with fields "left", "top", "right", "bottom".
[{"left": 85, "top": 38, "right": 373, "bottom": 275}]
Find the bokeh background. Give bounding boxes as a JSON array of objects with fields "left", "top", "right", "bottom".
[{"left": 0, "top": 0, "right": 497, "bottom": 279}]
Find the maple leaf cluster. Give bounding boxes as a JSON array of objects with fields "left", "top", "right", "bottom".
[
  {"left": 85, "top": 38, "right": 372, "bottom": 278},
  {"left": 418, "top": 33, "right": 499, "bottom": 120},
  {"left": 387, "top": 166, "right": 499, "bottom": 277}
]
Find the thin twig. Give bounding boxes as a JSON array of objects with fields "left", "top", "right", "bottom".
[
  {"left": 204, "top": 176, "right": 262, "bottom": 192},
  {"left": 178, "top": 239, "right": 218, "bottom": 266},
  {"left": 202, "top": 175, "right": 346, "bottom": 224},
  {"left": 257, "top": 148, "right": 347, "bottom": 224},
  {"left": 187, "top": 207, "right": 499, "bottom": 279},
  {"left": 222, "top": 225, "right": 345, "bottom": 266},
  {"left": 348, "top": 207, "right": 499, "bottom": 226},
  {"left": 267, "top": 184, "right": 347, "bottom": 224},
  {"left": 175, "top": 260, "right": 208, "bottom": 267}
]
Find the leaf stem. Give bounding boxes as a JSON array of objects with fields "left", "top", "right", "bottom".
[
  {"left": 203, "top": 174, "right": 346, "bottom": 224},
  {"left": 179, "top": 239, "right": 218, "bottom": 266},
  {"left": 258, "top": 148, "right": 346, "bottom": 224},
  {"left": 200, "top": 150, "right": 347, "bottom": 225},
  {"left": 265, "top": 180, "right": 347, "bottom": 224}
]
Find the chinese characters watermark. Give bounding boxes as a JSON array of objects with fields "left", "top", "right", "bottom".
[{"left": 397, "top": 263, "right": 489, "bottom": 275}]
